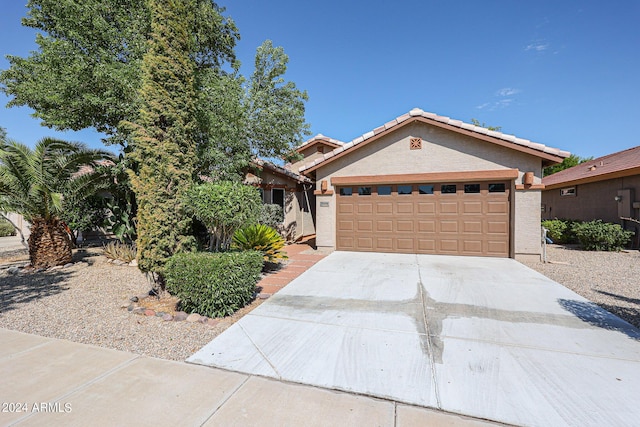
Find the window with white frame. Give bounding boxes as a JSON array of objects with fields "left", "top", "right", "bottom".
[{"left": 272, "top": 188, "right": 285, "bottom": 215}]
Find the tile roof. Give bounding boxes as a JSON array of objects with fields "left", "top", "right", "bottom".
[
  {"left": 298, "top": 108, "right": 570, "bottom": 174},
  {"left": 252, "top": 158, "right": 312, "bottom": 184},
  {"left": 542, "top": 145, "right": 640, "bottom": 188},
  {"left": 295, "top": 134, "right": 345, "bottom": 152}
]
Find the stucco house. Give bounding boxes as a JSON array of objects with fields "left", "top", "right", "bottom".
[
  {"left": 290, "top": 108, "right": 569, "bottom": 261},
  {"left": 541, "top": 145, "right": 640, "bottom": 245},
  {"left": 245, "top": 158, "right": 315, "bottom": 241}
]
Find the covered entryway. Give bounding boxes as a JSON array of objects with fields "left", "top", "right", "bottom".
[{"left": 336, "top": 180, "right": 510, "bottom": 256}]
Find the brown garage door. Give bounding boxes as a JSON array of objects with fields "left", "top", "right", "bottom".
[{"left": 336, "top": 182, "right": 510, "bottom": 257}]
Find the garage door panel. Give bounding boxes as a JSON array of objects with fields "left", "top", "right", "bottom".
[
  {"left": 397, "top": 220, "right": 414, "bottom": 232},
  {"left": 336, "top": 181, "right": 510, "bottom": 257},
  {"left": 376, "top": 220, "right": 393, "bottom": 232},
  {"left": 463, "top": 220, "right": 483, "bottom": 233},
  {"left": 377, "top": 203, "right": 393, "bottom": 214},
  {"left": 396, "top": 238, "right": 415, "bottom": 251},
  {"left": 440, "top": 220, "right": 458, "bottom": 233}
]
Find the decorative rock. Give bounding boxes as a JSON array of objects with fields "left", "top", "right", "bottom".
[
  {"left": 198, "top": 316, "right": 209, "bottom": 324},
  {"left": 127, "top": 305, "right": 134, "bottom": 312},
  {"left": 258, "top": 293, "right": 271, "bottom": 299},
  {"left": 132, "top": 307, "right": 145, "bottom": 315},
  {"left": 206, "top": 318, "right": 220, "bottom": 327},
  {"left": 113, "top": 260, "right": 126, "bottom": 266},
  {"left": 128, "top": 259, "right": 138, "bottom": 267},
  {"left": 130, "top": 296, "right": 139, "bottom": 303},
  {"left": 162, "top": 314, "right": 173, "bottom": 321},
  {"left": 186, "top": 313, "right": 201, "bottom": 323},
  {"left": 63, "top": 263, "right": 74, "bottom": 268},
  {"left": 173, "top": 312, "right": 188, "bottom": 321},
  {"left": 156, "top": 311, "right": 166, "bottom": 317},
  {"left": 7, "top": 267, "right": 19, "bottom": 275},
  {"left": 49, "top": 265, "right": 63, "bottom": 271},
  {"left": 144, "top": 309, "right": 156, "bottom": 316}
]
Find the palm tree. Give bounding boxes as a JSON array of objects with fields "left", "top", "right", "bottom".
[{"left": 0, "top": 138, "right": 113, "bottom": 268}]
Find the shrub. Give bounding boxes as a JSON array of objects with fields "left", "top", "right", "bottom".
[
  {"left": 0, "top": 217, "right": 16, "bottom": 237},
  {"left": 103, "top": 241, "right": 137, "bottom": 262},
  {"left": 165, "top": 251, "right": 263, "bottom": 318},
  {"left": 232, "top": 224, "right": 288, "bottom": 263},
  {"left": 571, "top": 220, "right": 634, "bottom": 251},
  {"left": 542, "top": 219, "right": 582, "bottom": 244},
  {"left": 259, "top": 204, "right": 284, "bottom": 229},
  {"left": 184, "top": 181, "right": 261, "bottom": 251}
]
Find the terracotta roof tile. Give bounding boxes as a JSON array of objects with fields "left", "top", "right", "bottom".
[
  {"left": 253, "top": 158, "right": 312, "bottom": 184},
  {"left": 299, "top": 107, "right": 570, "bottom": 173},
  {"left": 543, "top": 145, "right": 640, "bottom": 187}
]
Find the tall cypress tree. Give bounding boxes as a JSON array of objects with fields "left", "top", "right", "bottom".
[{"left": 127, "top": 0, "right": 198, "bottom": 276}]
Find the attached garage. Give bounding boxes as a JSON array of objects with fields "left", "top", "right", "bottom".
[
  {"left": 335, "top": 180, "right": 511, "bottom": 257},
  {"left": 297, "top": 108, "right": 569, "bottom": 261}
]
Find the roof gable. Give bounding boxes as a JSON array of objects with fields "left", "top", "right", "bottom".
[
  {"left": 295, "top": 134, "right": 344, "bottom": 154},
  {"left": 298, "top": 108, "right": 569, "bottom": 175},
  {"left": 543, "top": 145, "right": 640, "bottom": 189}
]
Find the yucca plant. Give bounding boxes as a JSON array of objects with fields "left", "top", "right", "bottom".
[
  {"left": 0, "top": 138, "right": 113, "bottom": 268},
  {"left": 232, "top": 224, "right": 288, "bottom": 263}
]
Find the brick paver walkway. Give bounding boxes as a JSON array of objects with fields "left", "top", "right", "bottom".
[{"left": 257, "top": 241, "right": 327, "bottom": 296}]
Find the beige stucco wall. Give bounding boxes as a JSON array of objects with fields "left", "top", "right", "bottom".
[
  {"left": 313, "top": 121, "right": 544, "bottom": 258},
  {"left": 255, "top": 169, "right": 315, "bottom": 240},
  {"left": 2, "top": 212, "right": 30, "bottom": 238}
]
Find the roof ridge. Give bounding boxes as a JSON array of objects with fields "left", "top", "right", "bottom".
[{"left": 298, "top": 108, "right": 570, "bottom": 173}]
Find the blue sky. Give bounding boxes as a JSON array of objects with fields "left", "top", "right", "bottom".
[{"left": 1, "top": 1, "right": 638, "bottom": 159}]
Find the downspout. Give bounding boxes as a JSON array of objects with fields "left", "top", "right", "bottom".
[{"left": 301, "top": 182, "right": 313, "bottom": 241}]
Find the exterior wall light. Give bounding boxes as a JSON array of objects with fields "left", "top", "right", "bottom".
[{"left": 614, "top": 195, "right": 623, "bottom": 202}]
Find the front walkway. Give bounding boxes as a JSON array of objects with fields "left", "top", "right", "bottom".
[
  {"left": 256, "top": 241, "right": 328, "bottom": 297},
  {"left": 0, "top": 328, "right": 498, "bottom": 426}
]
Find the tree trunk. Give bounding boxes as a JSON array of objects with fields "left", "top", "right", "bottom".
[{"left": 28, "top": 217, "right": 73, "bottom": 268}]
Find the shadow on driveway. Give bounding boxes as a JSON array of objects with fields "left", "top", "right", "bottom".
[{"left": 558, "top": 298, "right": 640, "bottom": 340}]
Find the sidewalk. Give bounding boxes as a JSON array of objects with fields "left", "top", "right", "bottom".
[{"left": 0, "top": 328, "right": 499, "bottom": 426}]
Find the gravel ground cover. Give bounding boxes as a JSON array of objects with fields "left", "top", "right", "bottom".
[
  {"left": 1, "top": 242, "right": 638, "bottom": 362},
  {"left": 0, "top": 247, "right": 263, "bottom": 361},
  {"left": 522, "top": 244, "right": 640, "bottom": 329}
]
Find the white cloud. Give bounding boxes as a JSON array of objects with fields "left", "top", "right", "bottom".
[
  {"left": 525, "top": 43, "right": 549, "bottom": 52},
  {"left": 496, "top": 88, "right": 520, "bottom": 97},
  {"left": 475, "top": 102, "right": 491, "bottom": 110}
]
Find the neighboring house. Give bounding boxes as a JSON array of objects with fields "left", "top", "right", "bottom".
[
  {"left": 541, "top": 145, "right": 640, "bottom": 243},
  {"left": 246, "top": 159, "right": 315, "bottom": 241},
  {"left": 2, "top": 212, "right": 30, "bottom": 239},
  {"left": 293, "top": 108, "right": 569, "bottom": 261}
]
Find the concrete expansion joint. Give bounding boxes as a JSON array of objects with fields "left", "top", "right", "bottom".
[
  {"left": 198, "top": 375, "right": 251, "bottom": 427},
  {"left": 0, "top": 340, "right": 52, "bottom": 361},
  {"left": 238, "top": 322, "right": 282, "bottom": 379},
  {"left": 416, "top": 257, "right": 442, "bottom": 410}
]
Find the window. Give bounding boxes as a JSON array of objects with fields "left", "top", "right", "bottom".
[
  {"left": 272, "top": 189, "right": 285, "bottom": 213},
  {"left": 464, "top": 184, "right": 480, "bottom": 194},
  {"left": 358, "top": 187, "right": 372, "bottom": 196},
  {"left": 377, "top": 185, "right": 391, "bottom": 195},
  {"left": 489, "top": 183, "right": 506, "bottom": 193},
  {"left": 258, "top": 188, "right": 264, "bottom": 202},
  {"left": 317, "top": 146, "right": 324, "bottom": 153},
  {"left": 418, "top": 185, "right": 434, "bottom": 195},
  {"left": 398, "top": 185, "right": 412, "bottom": 195},
  {"left": 441, "top": 184, "right": 457, "bottom": 194},
  {"left": 560, "top": 187, "right": 576, "bottom": 197},
  {"left": 339, "top": 187, "right": 352, "bottom": 196}
]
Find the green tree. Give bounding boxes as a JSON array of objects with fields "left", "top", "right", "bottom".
[
  {"left": 0, "top": 126, "right": 6, "bottom": 141},
  {"left": 196, "top": 40, "right": 311, "bottom": 180},
  {"left": 543, "top": 154, "right": 593, "bottom": 176},
  {"left": 470, "top": 118, "right": 502, "bottom": 131},
  {"left": 126, "top": 0, "right": 199, "bottom": 276},
  {"left": 0, "top": 0, "right": 238, "bottom": 145},
  {"left": 0, "top": 138, "right": 112, "bottom": 267},
  {"left": 184, "top": 181, "right": 261, "bottom": 251}
]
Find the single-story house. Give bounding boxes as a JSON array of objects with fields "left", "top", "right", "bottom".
[
  {"left": 541, "top": 145, "right": 640, "bottom": 244},
  {"left": 290, "top": 108, "right": 569, "bottom": 261},
  {"left": 245, "top": 159, "right": 315, "bottom": 241}
]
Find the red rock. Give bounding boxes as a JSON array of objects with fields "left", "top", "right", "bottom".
[
  {"left": 207, "top": 318, "right": 220, "bottom": 327},
  {"left": 144, "top": 309, "right": 156, "bottom": 316}
]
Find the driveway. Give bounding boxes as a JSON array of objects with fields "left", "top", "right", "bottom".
[{"left": 188, "top": 252, "right": 640, "bottom": 427}]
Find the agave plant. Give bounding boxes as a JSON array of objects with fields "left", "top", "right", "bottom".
[
  {"left": 0, "top": 138, "right": 113, "bottom": 268},
  {"left": 232, "top": 224, "right": 288, "bottom": 263}
]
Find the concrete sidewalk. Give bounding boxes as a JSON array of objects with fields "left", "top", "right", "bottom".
[{"left": 0, "top": 328, "right": 499, "bottom": 427}]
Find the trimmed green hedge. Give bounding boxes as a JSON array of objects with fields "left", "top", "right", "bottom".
[
  {"left": 164, "top": 251, "right": 263, "bottom": 318},
  {"left": 542, "top": 219, "right": 582, "bottom": 244},
  {"left": 572, "top": 220, "right": 634, "bottom": 251}
]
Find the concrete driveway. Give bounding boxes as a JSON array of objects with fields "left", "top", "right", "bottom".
[{"left": 189, "top": 252, "right": 640, "bottom": 427}]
